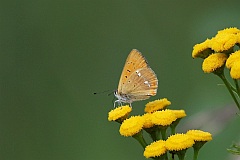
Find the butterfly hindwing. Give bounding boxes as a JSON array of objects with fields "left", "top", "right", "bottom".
[{"left": 121, "top": 67, "right": 158, "bottom": 101}]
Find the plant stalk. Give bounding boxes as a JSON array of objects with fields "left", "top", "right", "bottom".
[{"left": 218, "top": 74, "right": 240, "bottom": 110}]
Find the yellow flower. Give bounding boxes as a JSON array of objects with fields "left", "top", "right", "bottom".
[
  {"left": 226, "top": 50, "right": 240, "bottom": 79},
  {"left": 151, "top": 110, "right": 177, "bottom": 126},
  {"left": 217, "top": 27, "right": 240, "bottom": 35},
  {"left": 230, "top": 62, "right": 240, "bottom": 79},
  {"left": 144, "top": 140, "right": 167, "bottom": 158},
  {"left": 211, "top": 33, "right": 238, "bottom": 52},
  {"left": 166, "top": 133, "right": 195, "bottom": 151},
  {"left": 192, "top": 39, "right": 213, "bottom": 58},
  {"left": 108, "top": 105, "right": 132, "bottom": 121},
  {"left": 237, "top": 33, "right": 240, "bottom": 44},
  {"left": 202, "top": 53, "right": 227, "bottom": 73},
  {"left": 119, "top": 116, "right": 145, "bottom": 137},
  {"left": 142, "top": 113, "right": 154, "bottom": 128},
  {"left": 170, "top": 109, "right": 187, "bottom": 119},
  {"left": 226, "top": 50, "right": 240, "bottom": 69},
  {"left": 145, "top": 98, "right": 171, "bottom": 113},
  {"left": 186, "top": 130, "right": 212, "bottom": 142}
]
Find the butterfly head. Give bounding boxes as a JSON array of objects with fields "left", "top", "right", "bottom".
[{"left": 114, "top": 90, "right": 133, "bottom": 104}]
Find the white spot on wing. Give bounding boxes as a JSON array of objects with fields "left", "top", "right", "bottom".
[
  {"left": 144, "top": 81, "right": 151, "bottom": 87},
  {"left": 136, "top": 71, "right": 141, "bottom": 77}
]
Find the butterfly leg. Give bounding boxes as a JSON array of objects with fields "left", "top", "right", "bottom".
[
  {"left": 114, "top": 100, "right": 122, "bottom": 108},
  {"left": 129, "top": 103, "right": 132, "bottom": 108}
]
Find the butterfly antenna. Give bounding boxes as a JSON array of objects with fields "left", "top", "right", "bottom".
[
  {"left": 107, "top": 90, "right": 115, "bottom": 96},
  {"left": 93, "top": 89, "right": 114, "bottom": 95}
]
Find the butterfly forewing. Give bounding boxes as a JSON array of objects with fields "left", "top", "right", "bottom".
[{"left": 118, "top": 49, "right": 148, "bottom": 92}]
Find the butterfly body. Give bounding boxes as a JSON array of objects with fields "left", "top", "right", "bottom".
[{"left": 114, "top": 49, "right": 158, "bottom": 107}]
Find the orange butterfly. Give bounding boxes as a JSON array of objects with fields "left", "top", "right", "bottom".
[{"left": 114, "top": 49, "right": 158, "bottom": 107}]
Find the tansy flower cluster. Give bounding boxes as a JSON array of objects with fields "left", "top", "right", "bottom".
[
  {"left": 192, "top": 27, "right": 240, "bottom": 77},
  {"left": 192, "top": 27, "right": 240, "bottom": 111},
  {"left": 108, "top": 98, "right": 212, "bottom": 160}
]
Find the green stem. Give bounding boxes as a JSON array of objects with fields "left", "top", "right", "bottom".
[
  {"left": 133, "top": 131, "right": 147, "bottom": 149},
  {"left": 234, "top": 79, "right": 240, "bottom": 97},
  {"left": 145, "top": 127, "right": 161, "bottom": 141},
  {"left": 171, "top": 126, "right": 175, "bottom": 135},
  {"left": 160, "top": 127, "right": 167, "bottom": 140},
  {"left": 176, "top": 150, "right": 186, "bottom": 160},
  {"left": 163, "top": 153, "right": 168, "bottom": 160},
  {"left": 192, "top": 141, "right": 206, "bottom": 160},
  {"left": 170, "top": 119, "right": 181, "bottom": 135},
  {"left": 156, "top": 127, "right": 161, "bottom": 140},
  {"left": 170, "top": 152, "right": 174, "bottom": 160},
  {"left": 151, "top": 154, "right": 167, "bottom": 160},
  {"left": 193, "top": 149, "right": 199, "bottom": 160},
  {"left": 150, "top": 133, "right": 158, "bottom": 141},
  {"left": 218, "top": 74, "right": 240, "bottom": 110}
]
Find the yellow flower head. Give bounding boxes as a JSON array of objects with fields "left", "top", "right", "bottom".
[
  {"left": 202, "top": 53, "right": 227, "bottom": 73},
  {"left": 151, "top": 110, "right": 177, "bottom": 126},
  {"left": 226, "top": 50, "right": 240, "bottom": 69},
  {"left": 142, "top": 113, "right": 154, "bottom": 128},
  {"left": 145, "top": 98, "right": 171, "bottom": 113},
  {"left": 237, "top": 33, "right": 240, "bottom": 44},
  {"left": 186, "top": 130, "right": 212, "bottom": 142},
  {"left": 217, "top": 27, "right": 240, "bottom": 35},
  {"left": 144, "top": 140, "right": 167, "bottom": 158},
  {"left": 171, "top": 109, "right": 187, "bottom": 119},
  {"left": 108, "top": 105, "right": 132, "bottom": 122},
  {"left": 192, "top": 39, "right": 213, "bottom": 58},
  {"left": 211, "top": 33, "right": 237, "bottom": 52},
  {"left": 226, "top": 50, "right": 240, "bottom": 79},
  {"left": 230, "top": 62, "right": 240, "bottom": 79},
  {"left": 166, "top": 133, "right": 195, "bottom": 151},
  {"left": 119, "top": 116, "right": 144, "bottom": 137}
]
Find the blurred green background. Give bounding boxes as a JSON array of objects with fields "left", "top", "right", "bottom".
[{"left": 1, "top": 0, "right": 240, "bottom": 160}]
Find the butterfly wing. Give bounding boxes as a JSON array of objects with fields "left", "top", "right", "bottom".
[
  {"left": 121, "top": 67, "right": 158, "bottom": 101},
  {"left": 117, "top": 49, "right": 148, "bottom": 92},
  {"left": 117, "top": 49, "right": 158, "bottom": 103}
]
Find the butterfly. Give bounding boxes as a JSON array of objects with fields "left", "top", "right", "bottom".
[{"left": 114, "top": 49, "right": 158, "bottom": 107}]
